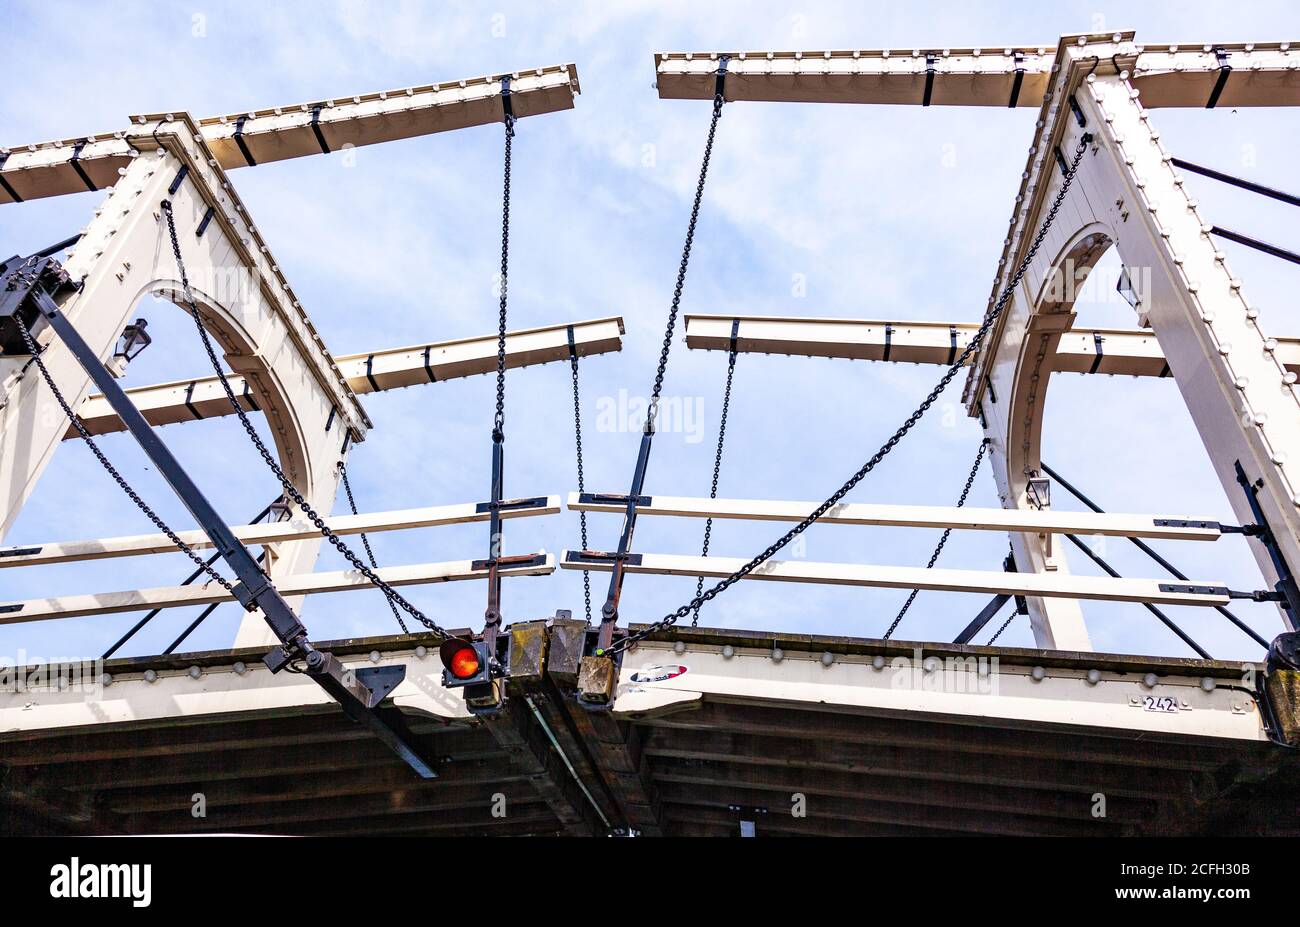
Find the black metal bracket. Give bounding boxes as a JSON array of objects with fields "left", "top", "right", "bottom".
[
  {"left": 69, "top": 142, "right": 98, "bottom": 193},
  {"left": 500, "top": 75, "right": 514, "bottom": 122},
  {"left": 195, "top": 206, "right": 216, "bottom": 239},
  {"left": 1089, "top": 331, "right": 1104, "bottom": 374},
  {"left": 474, "top": 496, "right": 550, "bottom": 515},
  {"left": 1159, "top": 583, "right": 1231, "bottom": 597},
  {"left": 922, "top": 53, "right": 936, "bottom": 106},
  {"left": 1067, "top": 94, "right": 1087, "bottom": 129},
  {"left": 715, "top": 55, "right": 730, "bottom": 104},
  {"left": 1206, "top": 47, "right": 1232, "bottom": 109},
  {"left": 577, "top": 492, "right": 651, "bottom": 507},
  {"left": 233, "top": 115, "right": 257, "bottom": 166},
  {"left": 1007, "top": 52, "right": 1025, "bottom": 107},
  {"left": 1233, "top": 460, "right": 1300, "bottom": 619},
  {"left": 1153, "top": 518, "right": 1222, "bottom": 531},
  {"left": 310, "top": 105, "right": 331, "bottom": 154},
  {"left": 567, "top": 550, "right": 643, "bottom": 567}
]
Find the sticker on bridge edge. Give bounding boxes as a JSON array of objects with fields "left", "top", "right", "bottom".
[{"left": 630, "top": 664, "right": 688, "bottom": 683}]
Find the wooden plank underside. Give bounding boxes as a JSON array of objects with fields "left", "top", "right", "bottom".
[
  {"left": 568, "top": 493, "right": 1223, "bottom": 541},
  {"left": 0, "top": 496, "right": 559, "bottom": 568},
  {"left": 684, "top": 314, "right": 1300, "bottom": 377},
  {"left": 73, "top": 317, "right": 624, "bottom": 437},
  {"left": 0, "top": 65, "right": 579, "bottom": 203},
  {"left": 0, "top": 554, "right": 555, "bottom": 622},
  {"left": 655, "top": 40, "right": 1300, "bottom": 108},
  {"left": 562, "top": 551, "right": 1231, "bottom": 606}
]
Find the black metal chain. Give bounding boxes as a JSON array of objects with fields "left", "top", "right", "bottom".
[
  {"left": 987, "top": 610, "right": 1018, "bottom": 645},
  {"left": 604, "top": 136, "right": 1093, "bottom": 656},
  {"left": 568, "top": 338, "right": 592, "bottom": 623},
  {"left": 647, "top": 91, "right": 725, "bottom": 427},
  {"left": 338, "top": 460, "right": 409, "bottom": 634},
  {"left": 692, "top": 338, "right": 739, "bottom": 626},
  {"left": 882, "top": 438, "right": 989, "bottom": 639},
  {"left": 495, "top": 110, "right": 515, "bottom": 442},
  {"left": 160, "top": 201, "right": 452, "bottom": 640},
  {"left": 13, "top": 313, "right": 234, "bottom": 593}
]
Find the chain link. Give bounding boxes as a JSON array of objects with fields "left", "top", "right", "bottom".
[
  {"left": 569, "top": 342, "right": 592, "bottom": 623},
  {"left": 692, "top": 339, "right": 739, "bottom": 626},
  {"left": 160, "top": 201, "right": 452, "bottom": 640},
  {"left": 882, "top": 437, "right": 989, "bottom": 639},
  {"left": 605, "top": 137, "right": 1092, "bottom": 656},
  {"left": 338, "top": 460, "right": 410, "bottom": 634},
  {"left": 13, "top": 313, "right": 235, "bottom": 594},
  {"left": 987, "top": 610, "right": 1018, "bottom": 645},
  {"left": 495, "top": 112, "right": 515, "bottom": 440}
]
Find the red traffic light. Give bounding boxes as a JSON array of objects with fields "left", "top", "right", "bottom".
[{"left": 440, "top": 639, "right": 482, "bottom": 681}]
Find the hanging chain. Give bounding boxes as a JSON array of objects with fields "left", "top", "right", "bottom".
[
  {"left": 882, "top": 437, "right": 989, "bottom": 639},
  {"left": 568, "top": 336, "right": 592, "bottom": 623},
  {"left": 647, "top": 89, "right": 725, "bottom": 427},
  {"left": 604, "top": 136, "right": 1093, "bottom": 656},
  {"left": 692, "top": 337, "right": 739, "bottom": 626},
  {"left": 494, "top": 108, "right": 514, "bottom": 442},
  {"left": 160, "top": 201, "right": 452, "bottom": 640},
  {"left": 13, "top": 314, "right": 234, "bottom": 593},
  {"left": 987, "top": 610, "right": 1018, "bottom": 645},
  {"left": 338, "top": 460, "right": 409, "bottom": 634}
]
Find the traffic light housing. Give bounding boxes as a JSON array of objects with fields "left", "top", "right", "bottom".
[{"left": 439, "top": 638, "right": 493, "bottom": 688}]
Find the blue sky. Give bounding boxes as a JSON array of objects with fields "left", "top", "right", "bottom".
[{"left": 1, "top": 0, "right": 1297, "bottom": 664}]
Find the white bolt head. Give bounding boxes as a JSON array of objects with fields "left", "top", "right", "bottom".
[
  {"left": 1200, "top": 677, "right": 1216, "bottom": 692},
  {"left": 771, "top": 648, "right": 784, "bottom": 663},
  {"left": 188, "top": 665, "right": 202, "bottom": 679},
  {"left": 414, "top": 645, "right": 428, "bottom": 659},
  {"left": 1086, "top": 668, "right": 1102, "bottom": 685},
  {"left": 1143, "top": 672, "right": 1159, "bottom": 689},
  {"left": 820, "top": 651, "right": 835, "bottom": 667},
  {"left": 673, "top": 640, "right": 687, "bottom": 654},
  {"left": 1031, "top": 666, "right": 1046, "bottom": 681},
  {"left": 369, "top": 650, "right": 382, "bottom": 664},
  {"left": 871, "top": 655, "right": 886, "bottom": 671},
  {"left": 721, "top": 644, "right": 736, "bottom": 659},
  {"left": 232, "top": 661, "right": 247, "bottom": 675},
  {"left": 923, "top": 657, "right": 940, "bottom": 674},
  {"left": 143, "top": 669, "right": 158, "bottom": 683},
  {"left": 101, "top": 673, "right": 113, "bottom": 687}
]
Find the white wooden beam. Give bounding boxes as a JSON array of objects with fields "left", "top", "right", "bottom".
[
  {"left": 655, "top": 38, "right": 1300, "bottom": 108},
  {"left": 561, "top": 551, "right": 1231, "bottom": 607},
  {"left": 0, "top": 65, "right": 579, "bottom": 203},
  {"left": 72, "top": 317, "right": 624, "bottom": 438},
  {"left": 1, "top": 496, "right": 559, "bottom": 568},
  {"left": 567, "top": 493, "right": 1224, "bottom": 541},
  {"left": 684, "top": 314, "right": 1300, "bottom": 378},
  {"left": 0, "top": 554, "right": 556, "bottom": 623}
]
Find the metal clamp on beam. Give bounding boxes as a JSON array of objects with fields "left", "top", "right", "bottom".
[
  {"left": 1206, "top": 47, "right": 1232, "bottom": 109},
  {"left": 1007, "top": 51, "right": 1025, "bottom": 107},
  {"left": 474, "top": 496, "right": 550, "bottom": 514},
  {"left": 577, "top": 492, "right": 652, "bottom": 507}
]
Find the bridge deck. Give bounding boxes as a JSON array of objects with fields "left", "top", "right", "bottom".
[{"left": 0, "top": 627, "right": 1293, "bottom": 837}]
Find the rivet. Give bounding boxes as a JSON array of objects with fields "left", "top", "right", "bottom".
[
  {"left": 233, "top": 661, "right": 247, "bottom": 675},
  {"left": 1086, "top": 668, "right": 1102, "bottom": 685},
  {"left": 721, "top": 644, "right": 736, "bottom": 659},
  {"left": 1031, "top": 666, "right": 1046, "bottom": 681},
  {"left": 1143, "top": 672, "right": 1159, "bottom": 689},
  {"left": 188, "top": 665, "right": 202, "bottom": 679},
  {"left": 821, "top": 652, "right": 835, "bottom": 667}
]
